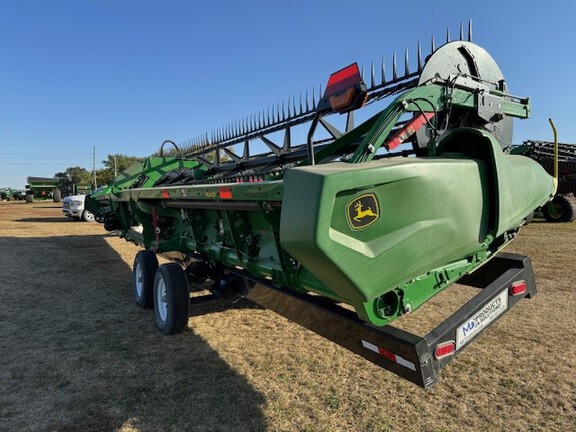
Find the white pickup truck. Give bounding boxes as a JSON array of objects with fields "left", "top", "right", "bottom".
[{"left": 62, "top": 194, "right": 94, "bottom": 221}]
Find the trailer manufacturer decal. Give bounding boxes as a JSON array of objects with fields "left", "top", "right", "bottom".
[
  {"left": 456, "top": 289, "right": 509, "bottom": 349},
  {"left": 346, "top": 193, "right": 379, "bottom": 230}
]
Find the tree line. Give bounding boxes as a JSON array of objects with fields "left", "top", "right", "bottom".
[{"left": 54, "top": 154, "right": 144, "bottom": 195}]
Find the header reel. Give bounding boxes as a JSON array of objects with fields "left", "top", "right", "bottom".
[{"left": 155, "top": 20, "right": 527, "bottom": 186}]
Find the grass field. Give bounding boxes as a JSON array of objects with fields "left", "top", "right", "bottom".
[{"left": 0, "top": 201, "right": 574, "bottom": 432}]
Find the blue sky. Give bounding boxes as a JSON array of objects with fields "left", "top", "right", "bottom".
[{"left": 1, "top": 1, "right": 575, "bottom": 187}]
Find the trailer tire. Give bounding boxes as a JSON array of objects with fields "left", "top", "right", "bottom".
[
  {"left": 153, "top": 263, "right": 190, "bottom": 335},
  {"left": 542, "top": 195, "right": 576, "bottom": 223},
  {"left": 53, "top": 189, "right": 62, "bottom": 203},
  {"left": 25, "top": 193, "right": 34, "bottom": 203},
  {"left": 133, "top": 250, "right": 158, "bottom": 309}
]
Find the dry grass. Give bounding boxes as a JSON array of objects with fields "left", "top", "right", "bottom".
[{"left": 0, "top": 201, "right": 574, "bottom": 432}]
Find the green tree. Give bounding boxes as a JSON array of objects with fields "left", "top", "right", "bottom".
[
  {"left": 96, "top": 154, "right": 145, "bottom": 185},
  {"left": 55, "top": 166, "right": 92, "bottom": 196}
]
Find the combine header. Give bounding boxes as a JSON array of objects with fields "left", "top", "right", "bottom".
[{"left": 88, "top": 22, "right": 555, "bottom": 388}]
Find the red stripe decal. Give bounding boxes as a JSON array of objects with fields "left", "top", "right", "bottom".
[{"left": 386, "top": 113, "right": 435, "bottom": 150}]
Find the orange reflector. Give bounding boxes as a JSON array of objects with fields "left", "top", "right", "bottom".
[
  {"left": 434, "top": 341, "right": 456, "bottom": 360},
  {"left": 161, "top": 190, "right": 170, "bottom": 199},
  {"left": 329, "top": 88, "right": 356, "bottom": 111},
  {"left": 510, "top": 280, "right": 527, "bottom": 296}
]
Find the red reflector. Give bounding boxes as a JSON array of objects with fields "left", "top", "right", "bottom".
[
  {"left": 377, "top": 347, "right": 397, "bottom": 362},
  {"left": 219, "top": 188, "right": 232, "bottom": 199},
  {"left": 434, "top": 341, "right": 456, "bottom": 360},
  {"left": 161, "top": 191, "right": 170, "bottom": 199},
  {"left": 510, "top": 280, "right": 527, "bottom": 296},
  {"left": 325, "top": 63, "right": 361, "bottom": 98}
]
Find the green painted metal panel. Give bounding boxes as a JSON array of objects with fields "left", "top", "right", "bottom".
[{"left": 280, "top": 157, "right": 489, "bottom": 307}]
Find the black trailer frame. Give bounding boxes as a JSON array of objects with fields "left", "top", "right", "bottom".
[{"left": 232, "top": 252, "right": 536, "bottom": 389}]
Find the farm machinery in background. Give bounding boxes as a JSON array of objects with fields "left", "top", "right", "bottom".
[
  {"left": 0, "top": 188, "right": 26, "bottom": 201},
  {"left": 511, "top": 140, "right": 576, "bottom": 222},
  {"left": 87, "top": 22, "right": 556, "bottom": 388},
  {"left": 25, "top": 177, "right": 61, "bottom": 203}
]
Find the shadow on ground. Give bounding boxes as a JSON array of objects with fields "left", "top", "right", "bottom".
[
  {"left": 16, "top": 217, "right": 81, "bottom": 223},
  {"left": 0, "top": 235, "right": 267, "bottom": 432}
]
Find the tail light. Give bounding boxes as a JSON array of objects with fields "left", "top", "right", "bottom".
[
  {"left": 509, "top": 280, "right": 527, "bottom": 296},
  {"left": 434, "top": 341, "right": 456, "bottom": 360}
]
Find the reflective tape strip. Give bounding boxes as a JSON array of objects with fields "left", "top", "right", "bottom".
[{"left": 361, "top": 340, "right": 416, "bottom": 371}]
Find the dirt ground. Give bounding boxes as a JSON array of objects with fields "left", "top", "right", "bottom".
[{"left": 0, "top": 201, "right": 574, "bottom": 432}]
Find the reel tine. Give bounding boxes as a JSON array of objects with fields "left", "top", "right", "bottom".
[
  {"left": 446, "top": 27, "right": 450, "bottom": 43},
  {"left": 460, "top": 22, "right": 464, "bottom": 40},
  {"left": 370, "top": 61, "right": 375, "bottom": 88},
  {"left": 392, "top": 52, "right": 397, "bottom": 80},
  {"left": 468, "top": 19, "right": 473, "bottom": 42},
  {"left": 431, "top": 33, "right": 436, "bottom": 52},
  {"left": 312, "top": 87, "right": 316, "bottom": 109},
  {"left": 417, "top": 41, "right": 422, "bottom": 72},
  {"left": 381, "top": 56, "right": 386, "bottom": 84},
  {"left": 404, "top": 47, "right": 409, "bottom": 76}
]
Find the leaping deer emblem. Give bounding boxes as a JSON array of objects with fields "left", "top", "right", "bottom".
[{"left": 353, "top": 200, "right": 378, "bottom": 222}]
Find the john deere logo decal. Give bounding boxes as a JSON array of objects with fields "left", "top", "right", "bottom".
[{"left": 346, "top": 193, "right": 379, "bottom": 230}]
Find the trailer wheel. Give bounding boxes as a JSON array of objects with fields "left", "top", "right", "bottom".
[
  {"left": 133, "top": 250, "right": 158, "bottom": 309},
  {"left": 153, "top": 263, "right": 190, "bottom": 335},
  {"left": 542, "top": 195, "right": 576, "bottom": 223},
  {"left": 53, "top": 189, "right": 62, "bottom": 203}
]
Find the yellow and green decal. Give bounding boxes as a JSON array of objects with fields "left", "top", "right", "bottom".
[{"left": 346, "top": 193, "right": 379, "bottom": 230}]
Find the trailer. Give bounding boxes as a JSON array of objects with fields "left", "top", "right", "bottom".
[
  {"left": 25, "top": 177, "right": 61, "bottom": 203},
  {"left": 87, "top": 23, "right": 554, "bottom": 387}
]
